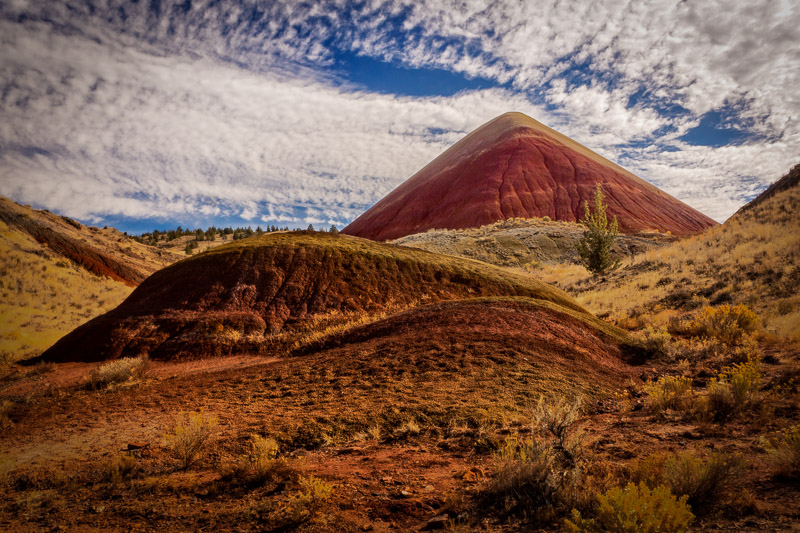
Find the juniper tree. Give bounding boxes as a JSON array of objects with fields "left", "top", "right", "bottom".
[{"left": 577, "top": 184, "right": 621, "bottom": 276}]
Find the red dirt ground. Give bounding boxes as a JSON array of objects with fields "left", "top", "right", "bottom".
[{"left": 343, "top": 112, "right": 717, "bottom": 241}]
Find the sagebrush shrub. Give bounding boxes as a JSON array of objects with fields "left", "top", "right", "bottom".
[
  {"left": 705, "top": 356, "right": 762, "bottom": 420},
  {"left": 763, "top": 425, "right": 800, "bottom": 479},
  {"left": 531, "top": 396, "right": 586, "bottom": 463},
  {"left": 88, "top": 356, "right": 149, "bottom": 389},
  {"left": 643, "top": 376, "right": 692, "bottom": 415},
  {"left": 632, "top": 450, "right": 746, "bottom": 513},
  {"left": 565, "top": 482, "right": 693, "bottom": 533},
  {"left": 164, "top": 411, "right": 218, "bottom": 470},
  {"left": 280, "top": 475, "right": 333, "bottom": 524},
  {"left": 636, "top": 326, "right": 673, "bottom": 359},
  {"left": 485, "top": 435, "right": 559, "bottom": 516},
  {"left": 693, "top": 304, "right": 759, "bottom": 343}
]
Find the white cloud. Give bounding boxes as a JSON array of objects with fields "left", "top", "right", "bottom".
[{"left": 0, "top": 0, "right": 798, "bottom": 227}]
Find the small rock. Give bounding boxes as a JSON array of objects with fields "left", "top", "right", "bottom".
[
  {"left": 399, "top": 490, "right": 413, "bottom": 498},
  {"left": 126, "top": 441, "right": 149, "bottom": 451},
  {"left": 424, "top": 514, "right": 449, "bottom": 530}
]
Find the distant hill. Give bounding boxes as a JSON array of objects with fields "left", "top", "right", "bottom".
[
  {"left": 735, "top": 162, "right": 799, "bottom": 214},
  {"left": 343, "top": 112, "right": 717, "bottom": 241}
]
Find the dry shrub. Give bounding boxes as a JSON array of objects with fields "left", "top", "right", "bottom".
[
  {"left": 631, "top": 450, "right": 746, "bottom": 514},
  {"left": 164, "top": 411, "right": 218, "bottom": 470},
  {"left": 565, "top": 482, "right": 694, "bottom": 533},
  {"left": 483, "top": 397, "right": 591, "bottom": 521},
  {"left": 100, "top": 454, "right": 138, "bottom": 484},
  {"left": 643, "top": 376, "right": 692, "bottom": 415},
  {"left": 88, "top": 355, "right": 149, "bottom": 389},
  {"left": 763, "top": 425, "right": 800, "bottom": 479},
  {"left": 0, "top": 400, "right": 14, "bottom": 427},
  {"left": 635, "top": 326, "right": 673, "bottom": 359},
  {"left": 225, "top": 435, "right": 290, "bottom": 486},
  {"left": 483, "top": 435, "right": 562, "bottom": 518},
  {"left": 705, "top": 356, "right": 762, "bottom": 421},
  {"left": 531, "top": 396, "right": 586, "bottom": 464},
  {"left": 693, "top": 304, "right": 759, "bottom": 344},
  {"left": 276, "top": 475, "right": 333, "bottom": 525}
]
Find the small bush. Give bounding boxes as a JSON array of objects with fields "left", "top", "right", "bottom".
[
  {"left": 565, "top": 482, "right": 694, "bottom": 533},
  {"left": 278, "top": 475, "right": 333, "bottom": 525},
  {"left": 88, "top": 356, "right": 149, "bottom": 389},
  {"left": 643, "top": 376, "right": 692, "bottom": 415},
  {"left": 484, "top": 435, "right": 559, "bottom": 516},
  {"left": 164, "top": 411, "right": 218, "bottom": 470},
  {"left": 693, "top": 304, "right": 759, "bottom": 344},
  {"left": 531, "top": 396, "right": 586, "bottom": 464},
  {"left": 763, "top": 425, "right": 800, "bottom": 479},
  {"left": 632, "top": 450, "right": 746, "bottom": 513},
  {"left": 705, "top": 356, "right": 762, "bottom": 420},
  {"left": 100, "top": 454, "right": 138, "bottom": 484},
  {"left": 635, "top": 326, "right": 673, "bottom": 359},
  {"left": 226, "top": 435, "right": 288, "bottom": 485},
  {"left": 0, "top": 400, "right": 14, "bottom": 427}
]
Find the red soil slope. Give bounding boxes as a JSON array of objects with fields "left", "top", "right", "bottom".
[
  {"left": 343, "top": 112, "right": 717, "bottom": 241},
  {"left": 294, "top": 297, "right": 634, "bottom": 393},
  {"left": 38, "top": 232, "right": 587, "bottom": 362},
  {"left": 0, "top": 197, "right": 146, "bottom": 286}
]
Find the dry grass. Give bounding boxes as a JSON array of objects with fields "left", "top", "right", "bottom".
[
  {"left": 87, "top": 356, "right": 149, "bottom": 389},
  {"left": 0, "top": 221, "right": 132, "bottom": 361},
  {"left": 163, "top": 411, "right": 219, "bottom": 470},
  {"left": 537, "top": 182, "right": 800, "bottom": 339},
  {"left": 763, "top": 425, "right": 800, "bottom": 479}
]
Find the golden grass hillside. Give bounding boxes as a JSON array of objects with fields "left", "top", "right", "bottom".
[
  {"left": 0, "top": 220, "right": 132, "bottom": 362},
  {"left": 537, "top": 177, "right": 800, "bottom": 339}
]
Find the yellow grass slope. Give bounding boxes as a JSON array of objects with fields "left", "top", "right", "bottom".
[{"left": 538, "top": 171, "right": 800, "bottom": 339}]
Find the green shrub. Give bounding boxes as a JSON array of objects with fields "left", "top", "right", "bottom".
[
  {"left": 694, "top": 304, "right": 759, "bottom": 343},
  {"left": 643, "top": 376, "right": 692, "bottom": 415},
  {"left": 763, "top": 425, "right": 800, "bottom": 479},
  {"left": 565, "top": 482, "right": 693, "bottom": 533},
  {"left": 164, "top": 411, "right": 218, "bottom": 470},
  {"left": 577, "top": 184, "right": 621, "bottom": 276},
  {"left": 88, "top": 356, "right": 149, "bottom": 389}
]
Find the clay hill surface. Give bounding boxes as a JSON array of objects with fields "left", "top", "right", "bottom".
[
  {"left": 38, "top": 231, "right": 594, "bottom": 363},
  {"left": 394, "top": 216, "right": 677, "bottom": 270},
  {"left": 0, "top": 197, "right": 182, "bottom": 362},
  {"left": 343, "top": 112, "right": 717, "bottom": 241}
]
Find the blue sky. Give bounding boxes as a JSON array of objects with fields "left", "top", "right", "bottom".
[{"left": 1, "top": 1, "right": 798, "bottom": 233}]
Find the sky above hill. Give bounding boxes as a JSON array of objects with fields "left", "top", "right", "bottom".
[{"left": 1, "top": 1, "right": 798, "bottom": 233}]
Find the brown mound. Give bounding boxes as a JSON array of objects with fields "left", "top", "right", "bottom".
[
  {"left": 0, "top": 197, "right": 145, "bottom": 286},
  {"left": 38, "top": 232, "right": 586, "bottom": 363},
  {"left": 293, "top": 298, "right": 634, "bottom": 395},
  {"left": 343, "top": 112, "right": 717, "bottom": 241}
]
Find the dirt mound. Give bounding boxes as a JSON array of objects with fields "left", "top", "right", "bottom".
[
  {"left": 343, "top": 112, "right": 717, "bottom": 241},
  {"left": 292, "top": 297, "right": 634, "bottom": 395},
  {"left": 38, "top": 232, "right": 585, "bottom": 362}
]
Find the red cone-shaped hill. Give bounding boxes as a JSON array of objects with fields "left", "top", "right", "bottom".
[
  {"left": 38, "top": 232, "right": 585, "bottom": 362},
  {"left": 343, "top": 112, "right": 717, "bottom": 241}
]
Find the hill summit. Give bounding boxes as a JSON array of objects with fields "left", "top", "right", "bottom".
[{"left": 343, "top": 112, "right": 717, "bottom": 241}]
